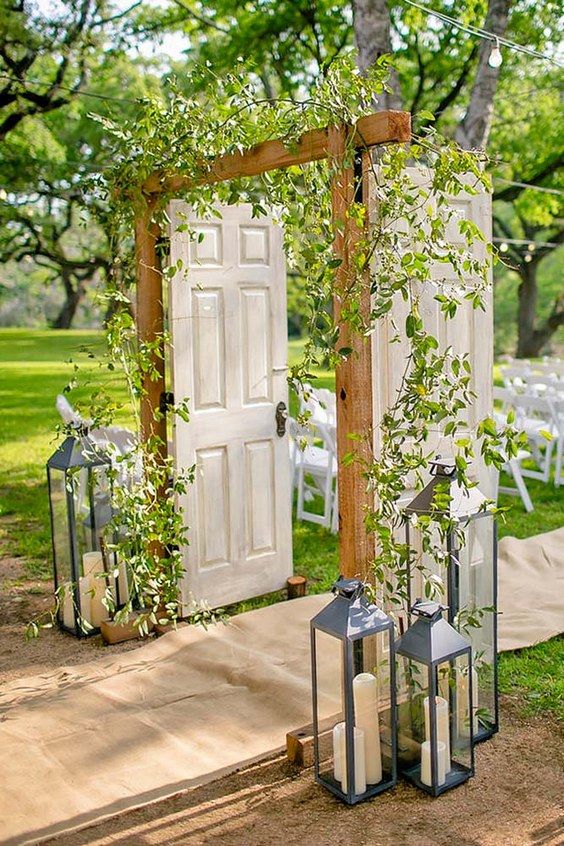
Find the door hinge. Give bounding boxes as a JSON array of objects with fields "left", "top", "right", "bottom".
[{"left": 160, "top": 391, "right": 174, "bottom": 414}]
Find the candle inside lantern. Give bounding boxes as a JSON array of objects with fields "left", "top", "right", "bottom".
[
  {"left": 77, "top": 576, "right": 92, "bottom": 627},
  {"left": 83, "top": 551, "right": 108, "bottom": 627},
  {"left": 420, "top": 739, "right": 446, "bottom": 787},
  {"left": 353, "top": 672, "right": 382, "bottom": 784},
  {"left": 61, "top": 578, "right": 92, "bottom": 630},
  {"left": 424, "top": 695, "right": 451, "bottom": 771},
  {"left": 457, "top": 666, "right": 479, "bottom": 737},
  {"left": 332, "top": 722, "right": 366, "bottom": 796},
  {"left": 61, "top": 582, "right": 75, "bottom": 629}
]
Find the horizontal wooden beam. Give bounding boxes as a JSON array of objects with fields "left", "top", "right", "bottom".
[{"left": 142, "top": 110, "right": 411, "bottom": 195}]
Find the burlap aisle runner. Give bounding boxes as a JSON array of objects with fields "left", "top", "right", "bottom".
[{"left": 0, "top": 529, "right": 562, "bottom": 844}]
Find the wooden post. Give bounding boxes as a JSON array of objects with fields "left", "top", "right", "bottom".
[
  {"left": 134, "top": 198, "right": 167, "bottom": 459},
  {"left": 329, "top": 129, "right": 374, "bottom": 581}
]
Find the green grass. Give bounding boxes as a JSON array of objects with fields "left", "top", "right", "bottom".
[
  {"left": 499, "top": 637, "right": 564, "bottom": 721},
  {"left": 1, "top": 329, "right": 562, "bottom": 719}
]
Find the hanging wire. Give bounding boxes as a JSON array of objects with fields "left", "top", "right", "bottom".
[
  {"left": 401, "top": 0, "right": 563, "bottom": 66},
  {"left": 492, "top": 237, "right": 560, "bottom": 249},
  {"left": 0, "top": 73, "right": 140, "bottom": 106},
  {"left": 493, "top": 178, "right": 564, "bottom": 197}
]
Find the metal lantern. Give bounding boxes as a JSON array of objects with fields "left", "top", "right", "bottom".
[
  {"left": 396, "top": 598, "right": 475, "bottom": 796},
  {"left": 47, "top": 427, "right": 119, "bottom": 637},
  {"left": 310, "top": 578, "right": 397, "bottom": 805},
  {"left": 404, "top": 456, "right": 498, "bottom": 742}
]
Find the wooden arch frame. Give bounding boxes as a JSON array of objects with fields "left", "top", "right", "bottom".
[{"left": 134, "top": 109, "right": 411, "bottom": 581}]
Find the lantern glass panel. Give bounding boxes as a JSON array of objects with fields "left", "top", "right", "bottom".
[
  {"left": 312, "top": 628, "right": 347, "bottom": 794},
  {"left": 437, "top": 655, "right": 472, "bottom": 775},
  {"left": 312, "top": 628, "right": 395, "bottom": 803},
  {"left": 48, "top": 467, "right": 72, "bottom": 589},
  {"left": 398, "top": 655, "right": 472, "bottom": 794},
  {"left": 458, "top": 514, "right": 497, "bottom": 739}
]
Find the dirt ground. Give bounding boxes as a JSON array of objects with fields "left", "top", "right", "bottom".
[
  {"left": 43, "top": 703, "right": 563, "bottom": 846},
  {"left": 2, "top": 556, "right": 563, "bottom": 846},
  {"left": 0, "top": 556, "right": 146, "bottom": 686}
]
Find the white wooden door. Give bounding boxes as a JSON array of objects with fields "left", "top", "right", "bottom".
[
  {"left": 370, "top": 169, "right": 492, "bottom": 617},
  {"left": 371, "top": 168, "right": 493, "bottom": 496},
  {"left": 168, "top": 202, "right": 292, "bottom": 608}
]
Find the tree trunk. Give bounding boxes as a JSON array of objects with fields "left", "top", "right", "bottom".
[
  {"left": 352, "top": 0, "right": 402, "bottom": 109},
  {"left": 516, "top": 261, "right": 538, "bottom": 357},
  {"left": 455, "top": 0, "right": 510, "bottom": 150},
  {"left": 517, "top": 260, "right": 564, "bottom": 357},
  {"left": 52, "top": 272, "right": 83, "bottom": 329}
]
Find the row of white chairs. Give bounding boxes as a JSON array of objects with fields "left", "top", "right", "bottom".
[
  {"left": 493, "top": 387, "right": 564, "bottom": 489},
  {"left": 290, "top": 380, "right": 564, "bottom": 527}
]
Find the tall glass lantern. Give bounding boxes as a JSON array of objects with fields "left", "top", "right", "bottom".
[
  {"left": 310, "top": 578, "right": 397, "bottom": 805},
  {"left": 47, "top": 427, "right": 119, "bottom": 637},
  {"left": 396, "top": 599, "right": 475, "bottom": 796},
  {"left": 404, "top": 456, "right": 498, "bottom": 742}
]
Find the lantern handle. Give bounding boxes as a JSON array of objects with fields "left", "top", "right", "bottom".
[
  {"left": 411, "top": 597, "right": 448, "bottom": 620},
  {"left": 331, "top": 576, "right": 365, "bottom": 600},
  {"left": 430, "top": 455, "right": 457, "bottom": 477}
]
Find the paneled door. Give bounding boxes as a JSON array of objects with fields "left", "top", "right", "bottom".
[
  {"left": 370, "top": 169, "right": 493, "bottom": 617},
  {"left": 371, "top": 168, "right": 493, "bottom": 496},
  {"left": 168, "top": 202, "right": 292, "bottom": 608}
]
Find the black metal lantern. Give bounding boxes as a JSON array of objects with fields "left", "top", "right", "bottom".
[
  {"left": 404, "top": 456, "right": 498, "bottom": 742},
  {"left": 396, "top": 599, "right": 474, "bottom": 796},
  {"left": 310, "top": 578, "right": 397, "bottom": 805},
  {"left": 47, "top": 427, "right": 119, "bottom": 637}
]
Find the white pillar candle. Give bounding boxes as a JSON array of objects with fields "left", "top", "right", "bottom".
[
  {"left": 83, "top": 551, "right": 110, "bottom": 627},
  {"left": 353, "top": 672, "right": 382, "bottom": 784},
  {"left": 457, "top": 667, "right": 479, "bottom": 737},
  {"left": 83, "top": 551, "right": 104, "bottom": 577},
  {"left": 333, "top": 722, "right": 366, "bottom": 796},
  {"left": 77, "top": 576, "right": 92, "bottom": 627},
  {"left": 117, "top": 557, "right": 129, "bottom": 604},
  {"left": 88, "top": 573, "right": 109, "bottom": 627},
  {"left": 420, "top": 739, "right": 446, "bottom": 787},
  {"left": 332, "top": 721, "right": 345, "bottom": 782},
  {"left": 424, "top": 696, "right": 451, "bottom": 769},
  {"left": 61, "top": 582, "right": 75, "bottom": 629}
]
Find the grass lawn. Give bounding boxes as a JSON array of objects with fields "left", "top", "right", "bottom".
[{"left": 0, "top": 328, "right": 562, "bottom": 719}]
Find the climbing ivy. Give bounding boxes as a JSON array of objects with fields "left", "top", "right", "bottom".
[{"left": 80, "top": 56, "right": 526, "bottom": 629}]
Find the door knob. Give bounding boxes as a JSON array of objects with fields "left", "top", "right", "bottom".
[{"left": 275, "top": 401, "right": 288, "bottom": 437}]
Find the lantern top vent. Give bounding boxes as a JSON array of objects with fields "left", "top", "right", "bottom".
[
  {"left": 311, "top": 577, "right": 392, "bottom": 640},
  {"left": 396, "top": 597, "right": 470, "bottom": 664},
  {"left": 404, "top": 455, "right": 490, "bottom": 521},
  {"left": 47, "top": 431, "right": 110, "bottom": 471}
]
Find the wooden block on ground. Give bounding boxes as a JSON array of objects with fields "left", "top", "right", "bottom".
[
  {"left": 287, "top": 575, "right": 307, "bottom": 600},
  {"left": 286, "top": 715, "right": 337, "bottom": 768}
]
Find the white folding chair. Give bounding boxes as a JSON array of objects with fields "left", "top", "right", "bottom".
[
  {"left": 492, "top": 386, "right": 534, "bottom": 510},
  {"left": 290, "top": 417, "right": 338, "bottom": 531},
  {"left": 512, "top": 394, "right": 557, "bottom": 483},
  {"left": 552, "top": 398, "right": 564, "bottom": 487},
  {"left": 56, "top": 395, "right": 140, "bottom": 486},
  {"left": 500, "top": 364, "right": 531, "bottom": 390},
  {"left": 298, "top": 383, "right": 336, "bottom": 427}
]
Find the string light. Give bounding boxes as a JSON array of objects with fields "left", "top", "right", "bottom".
[
  {"left": 401, "top": 0, "right": 563, "bottom": 67},
  {"left": 488, "top": 38, "right": 503, "bottom": 68},
  {"left": 499, "top": 241, "right": 509, "bottom": 253}
]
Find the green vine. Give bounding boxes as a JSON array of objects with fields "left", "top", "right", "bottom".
[{"left": 72, "top": 56, "right": 526, "bottom": 637}]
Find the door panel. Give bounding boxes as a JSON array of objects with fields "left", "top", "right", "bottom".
[
  {"left": 168, "top": 202, "right": 292, "bottom": 608},
  {"left": 371, "top": 168, "right": 493, "bottom": 499}
]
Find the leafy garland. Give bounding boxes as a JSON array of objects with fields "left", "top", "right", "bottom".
[{"left": 55, "top": 56, "right": 525, "bottom": 639}]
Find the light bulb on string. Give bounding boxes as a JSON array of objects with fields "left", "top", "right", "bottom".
[
  {"left": 489, "top": 38, "right": 503, "bottom": 68},
  {"left": 499, "top": 242, "right": 509, "bottom": 253},
  {"left": 527, "top": 242, "right": 536, "bottom": 252},
  {"left": 524, "top": 253, "right": 533, "bottom": 263}
]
